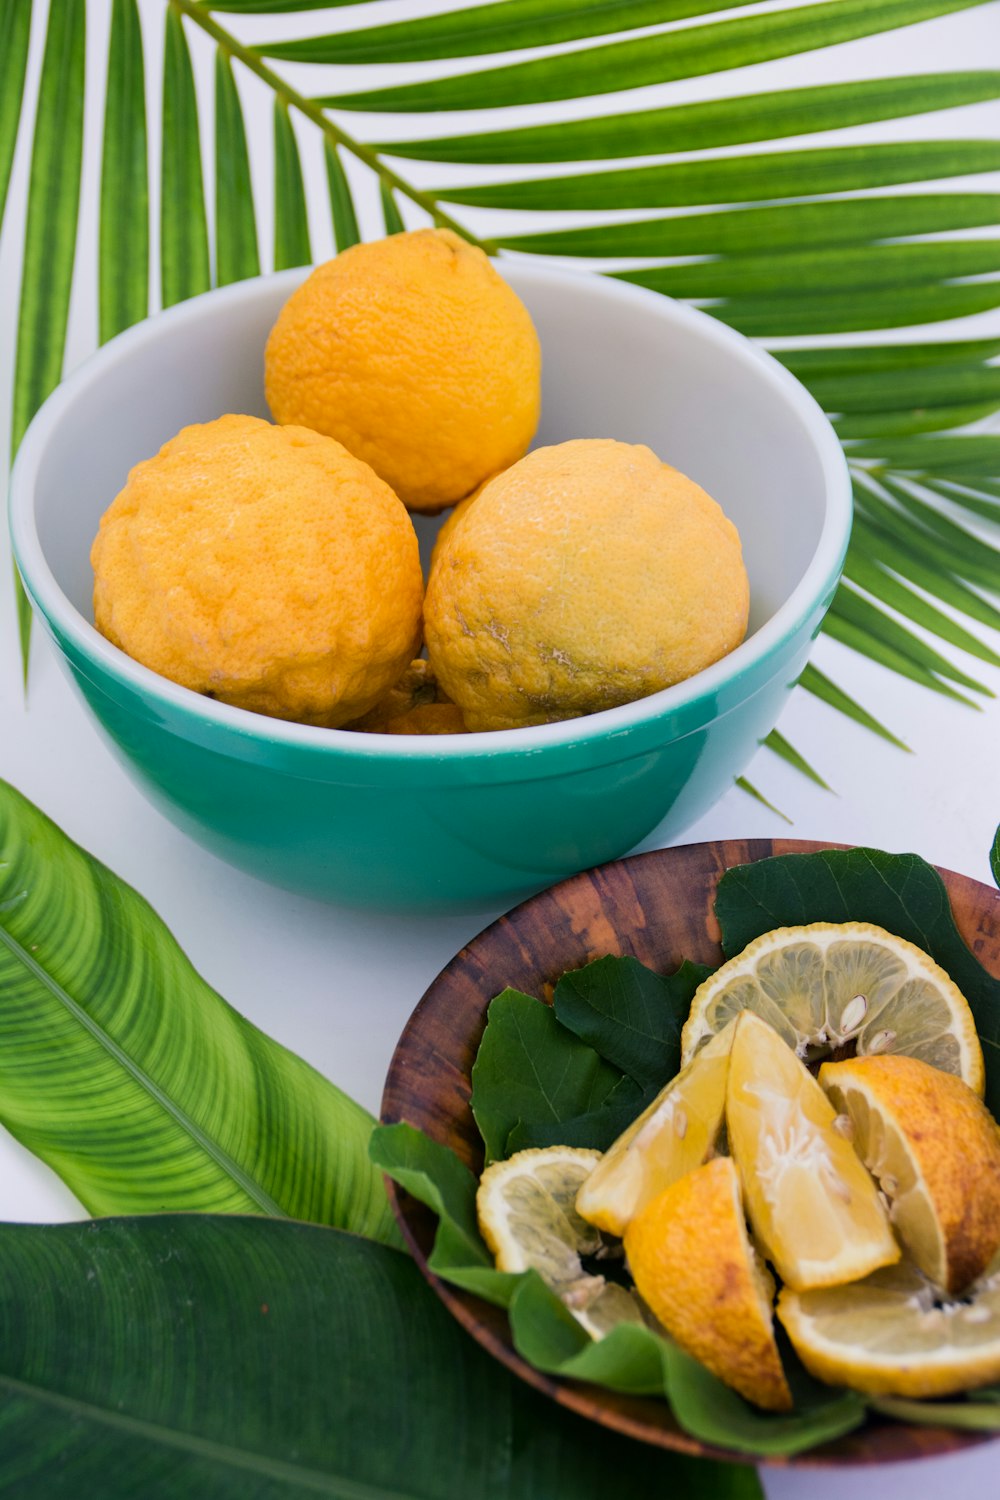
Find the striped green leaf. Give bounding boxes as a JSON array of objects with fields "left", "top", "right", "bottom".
[
  {"left": 380, "top": 178, "right": 406, "bottom": 234},
  {"left": 878, "top": 477, "right": 1000, "bottom": 574},
  {"left": 0, "top": 779, "right": 399, "bottom": 1247},
  {"left": 0, "top": 0, "right": 31, "bottom": 232},
  {"left": 854, "top": 487, "right": 1000, "bottom": 596},
  {"left": 0, "top": 1216, "right": 750, "bottom": 1500},
  {"left": 323, "top": 0, "right": 994, "bottom": 112},
  {"left": 272, "top": 96, "right": 311, "bottom": 270},
  {"left": 811, "top": 363, "right": 1000, "bottom": 414},
  {"left": 799, "top": 663, "right": 910, "bottom": 749},
  {"left": 265, "top": 0, "right": 761, "bottom": 65},
  {"left": 324, "top": 139, "right": 360, "bottom": 251},
  {"left": 735, "top": 777, "right": 791, "bottom": 822},
  {"left": 829, "top": 587, "right": 991, "bottom": 697},
  {"left": 99, "top": 0, "right": 148, "bottom": 344},
  {"left": 763, "top": 730, "right": 832, "bottom": 791},
  {"left": 852, "top": 435, "right": 1000, "bottom": 478},
  {"left": 616, "top": 240, "right": 1000, "bottom": 300},
  {"left": 437, "top": 141, "right": 1000, "bottom": 211},
  {"left": 780, "top": 338, "right": 1000, "bottom": 380},
  {"left": 929, "top": 479, "right": 1000, "bottom": 523},
  {"left": 10, "top": 0, "right": 86, "bottom": 681},
  {"left": 715, "top": 281, "right": 1000, "bottom": 338},
  {"left": 214, "top": 49, "right": 260, "bottom": 286},
  {"left": 209, "top": 0, "right": 387, "bottom": 10},
  {"left": 836, "top": 402, "right": 1000, "bottom": 439},
  {"left": 822, "top": 612, "right": 979, "bottom": 706},
  {"left": 843, "top": 547, "right": 1000, "bottom": 666},
  {"left": 851, "top": 512, "right": 1000, "bottom": 633},
  {"left": 160, "top": 6, "right": 209, "bottom": 308},
  {"left": 499, "top": 194, "right": 1000, "bottom": 258},
  {"left": 379, "top": 73, "right": 1000, "bottom": 164}
]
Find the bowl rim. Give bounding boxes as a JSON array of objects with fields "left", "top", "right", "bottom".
[{"left": 9, "top": 260, "right": 851, "bottom": 760}]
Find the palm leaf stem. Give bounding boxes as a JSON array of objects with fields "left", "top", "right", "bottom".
[{"left": 168, "top": 0, "right": 493, "bottom": 251}]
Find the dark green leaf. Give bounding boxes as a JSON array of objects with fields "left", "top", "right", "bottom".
[
  {"left": 822, "top": 609, "right": 979, "bottom": 706},
  {"left": 99, "top": 0, "right": 148, "bottom": 344},
  {"left": 160, "top": 6, "right": 209, "bottom": 308},
  {"left": 10, "top": 0, "right": 85, "bottom": 680},
  {"left": 214, "top": 49, "right": 260, "bottom": 285},
  {"left": 853, "top": 485, "right": 1000, "bottom": 595},
  {"left": 852, "top": 434, "right": 1000, "bottom": 479},
  {"left": 0, "top": 0, "right": 31, "bottom": 231},
  {"left": 272, "top": 97, "right": 311, "bottom": 270},
  {"left": 470, "top": 989, "right": 626, "bottom": 1161},
  {"left": 781, "top": 336, "right": 1000, "bottom": 379},
  {"left": 812, "top": 361, "right": 1000, "bottom": 414},
  {"left": 499, "top": 194, "right": 1000, "bottom": 257},
  {"left": 0, "top": 779, "right": 398, "bottom": 1246},
  {"left": 869, "top": 1395, "right": 1000, "bottom": 1429},
  {"left": 0, "top": 1214, "right": 737, "bottom": 1499},
  {"left": 763, "top": 729, "right": 832, "bottom": 791},
  {"left": 324, "top": 0, "right": 995, "bottom": 113},
  {"left": 436, "top": 141, "right": 1000, "bottom": 211},
  {"left": 267, "top": 0, "right": 758, "bottom": 64},
  {"left": 714, "top": 280, "right": 1000, "bottom": 338},
  {"left": 849, "top": 512, "right": 1000, "bottom": 636},
  {"left": 734, "top": 776, "right": 792, "bottom": 821},
  {"left": 993, "top": 827, "right": 1000, "bottom": 889},
  {"left": 798, "top": 662, "right": 910, "bottom": 749},
  {"left": 380, "top": 178, "right": 405, "bottom": 234},
  {"left": 878, "top": 477, "right": 1000, "bottom": 575},
  {"left": 839, "top": 402, "right": 1000, "bottom": 440},
  {"left": 713, "top": 846, "right": 1000, "bottom": 1112},
  {"left": 552, "top": 955, "right": 710, "bottom": 1089},
  {"left": 380, "top": 73, "right": 1000, "bottom": 163},
  {"left": 617, "top": 239, "right": 1000, "bottom": 300},
  {"left": 830, "top": 584, "right": 993, "bottom": 695},
  {"left": 323, "top": 139, "right": 360, "bottom": 251},
  {"left": 505, "top": 1073, "right": 647, "bottom": 1152},
  {"left": 842, "top": 547, "right": 1000, "bottom": 667}
]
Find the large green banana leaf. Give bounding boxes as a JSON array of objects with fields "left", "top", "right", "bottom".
[
  {"left": 0, "top": 777, "right": 399, "bottom": 1248},
  {"left": 0, "top": 1213, "right": 761, "bottom": 1498},
  {"left": 4, "top": 0, "right": 999, "bottom": 796}
]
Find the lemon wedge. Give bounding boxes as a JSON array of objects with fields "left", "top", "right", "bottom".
[
  {"left": 726, "top": 1011, "right": 899, "bottom": 1290},
  {"left": 681, "top": 921, "right": 984, "bottom": 1095},
  {"left": 476, "top": 1146, "right": 644, "bottom": 1339},
  {"left": 820, "top": 1054, "right": 1000, "bottom": 1294},
  {"left": 575, "top": 1019, "right": 735, "bottom": 1236},
  {"left": 779, "top": 1259, "right": 1000, "bottom": 1398},
  {"left": 624, "top": 1156, "right": 792, "bottom": 1411}
]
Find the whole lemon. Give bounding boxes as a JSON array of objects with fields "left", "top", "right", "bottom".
[
  {"left": 91, "top": 414, "right": 424, "bottom": 726},
  {"left": 424, "top": 439, "right": 749, "bottom": 732},
  {"left": 264, "top": 229, "right": 541, "bottom": 514}
]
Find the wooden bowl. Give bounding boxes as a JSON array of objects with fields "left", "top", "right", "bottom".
[{"left": 380, "top": 838, "right": 1000, "bottom": 1466}]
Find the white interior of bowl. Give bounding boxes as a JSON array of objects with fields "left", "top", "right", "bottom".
[{"left": 11, "top": 261, "right": 850, "bottom": 753}]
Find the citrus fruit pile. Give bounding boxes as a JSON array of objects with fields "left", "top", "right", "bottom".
[
  {"left": 476, "top": 922, "right": 1000, "bottom": 1409},
  {"left": 90, "top": 230, "right": 749, "bottom": 733}
]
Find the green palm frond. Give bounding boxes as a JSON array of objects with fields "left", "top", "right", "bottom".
[{"left": 5, "top": 0, "right": 999, "bottom": 802}]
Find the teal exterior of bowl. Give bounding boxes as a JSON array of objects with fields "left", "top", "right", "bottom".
[
  {"left": 33, "top": 599, "right": 827, "bottom": 910},
  {"left": 10, "top": 265, "right": 851, "bottom": 911}
]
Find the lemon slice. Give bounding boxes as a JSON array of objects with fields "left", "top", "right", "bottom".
[
  {"left": 575, "top": 1019, "right": 735, "bottom": 1236},
  {"left": 726, "top": 1011, "right": 899, "bottom": 1291},
  {"left": 624, "top": 1156, "right": 792, "bottom": 1411},
  {"left": 681, "top": 921, "right": 984, "bottom": 1095},
  {"left": 476, "top": 1147, "right": 644, "bottom": 1339},
  {"left": 820, "top": 1055, "right": 1000, "bottom": 1295},
  {"left": 779, "top": 1259, "right": 1000, "bottom": 1398}
]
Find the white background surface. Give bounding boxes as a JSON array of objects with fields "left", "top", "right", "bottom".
[{"left": 1, "top": 1, "right": 999, "bottom": 1494}]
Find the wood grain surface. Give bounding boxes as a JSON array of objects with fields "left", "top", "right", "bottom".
[{"left": 380, "top": 839, "right": 1000, "bottom": 1468}]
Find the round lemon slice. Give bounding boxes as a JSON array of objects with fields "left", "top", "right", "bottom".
[
  {"left": 820, "top": 1054, "right": 1000, "bottom": 1295},
  {"left": 726, "top": 1011, "right": 899, "bottom": 1291},
  {"left": 476, "top": 1147, "right": 644, "bottom": 1339},
  {"left": 624, "top": 1156, "right": 792, "bottom": 1412},
  {"left": 681, "top": 921, "right": 984, "bottom": 1096},
  {"left": 779, "top": 1259, "right": 1000, "bottom": 1398},
  {"left": 575, "top": 1018, "right": 735, "bottom": 1237}
]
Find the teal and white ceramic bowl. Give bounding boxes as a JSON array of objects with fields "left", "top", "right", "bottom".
[{"left": 9, "top": 264, "right": 851, "bottom": 911}]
